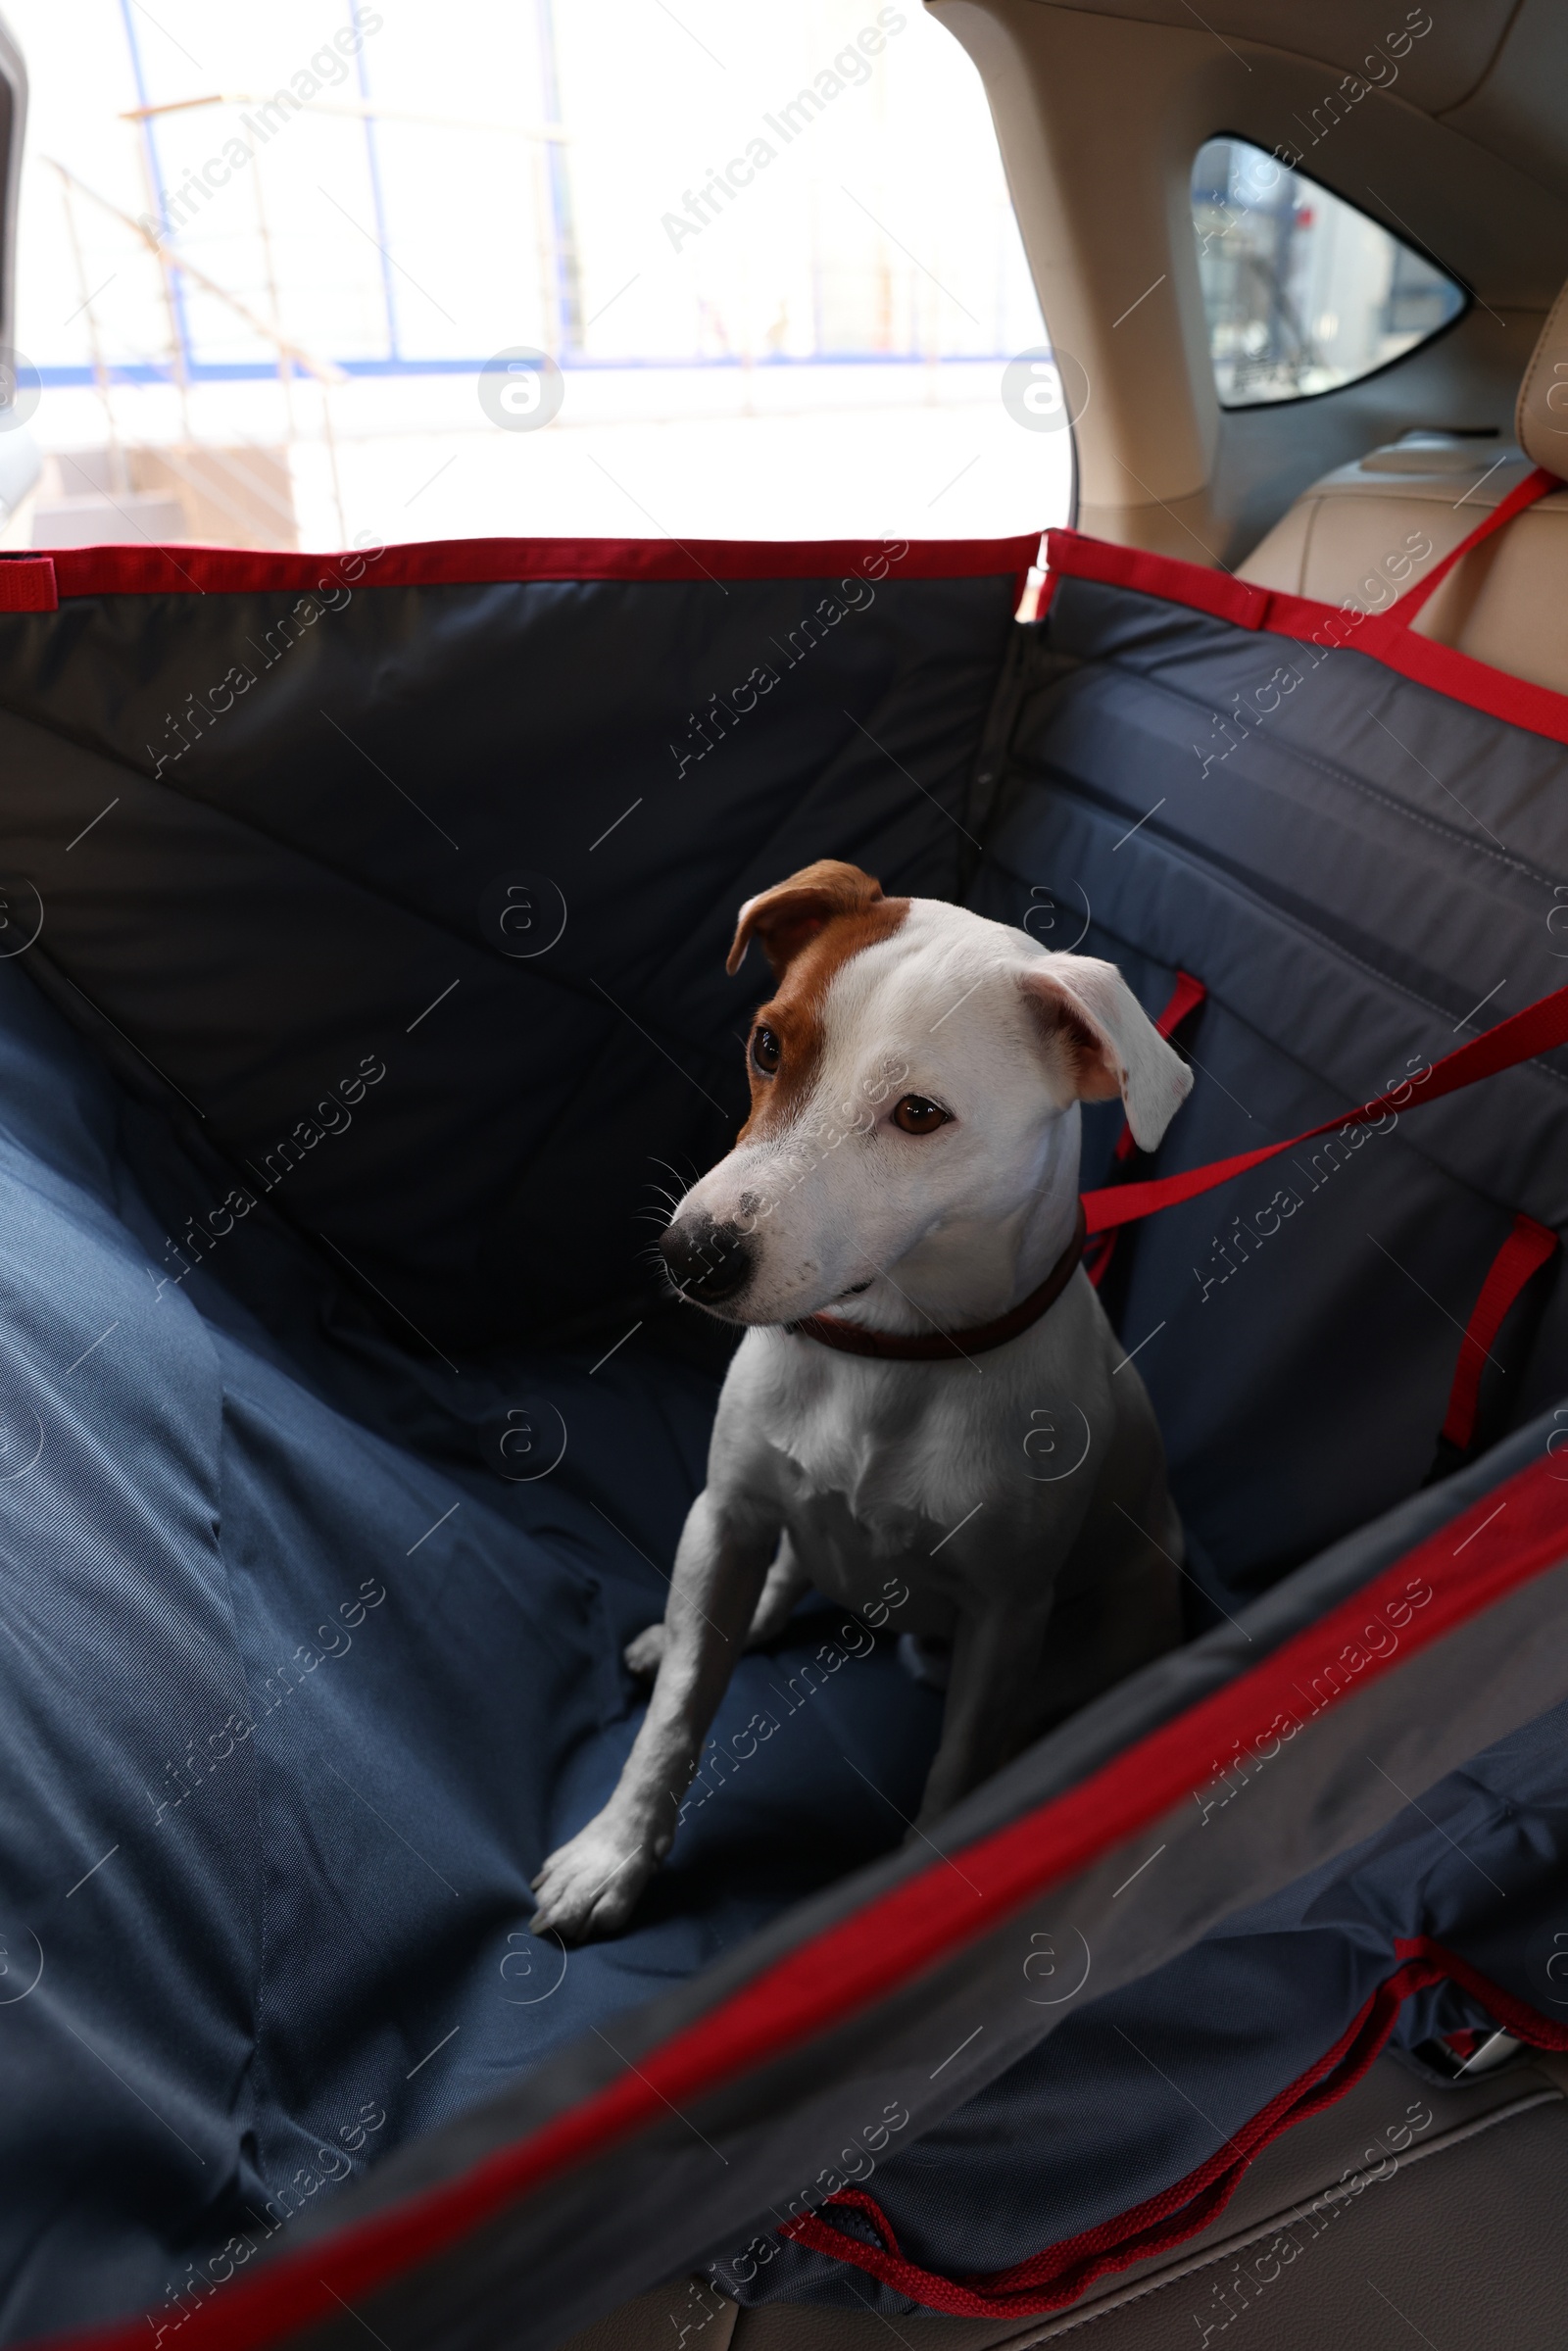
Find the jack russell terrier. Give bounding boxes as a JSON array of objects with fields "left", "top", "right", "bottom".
[{"left": 530, "top": 860, "right": 1191, "bottom": 1942}]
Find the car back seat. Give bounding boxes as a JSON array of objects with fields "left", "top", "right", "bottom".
[{"left": 1239, "top": 276, "right": 1568, "bottom": 698}]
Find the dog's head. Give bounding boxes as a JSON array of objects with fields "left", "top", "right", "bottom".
[{"left": 660, "top": 860, "right": 1193, "bottom": 1323}]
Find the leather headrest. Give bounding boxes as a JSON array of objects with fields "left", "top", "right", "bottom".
[{"left": 1516, "top": 278, "right": 1568, "bottom": 475}]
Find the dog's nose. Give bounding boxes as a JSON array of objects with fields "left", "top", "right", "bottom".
[{"left": 660, "top": 1214, "right": 756, "bottom": 1306}]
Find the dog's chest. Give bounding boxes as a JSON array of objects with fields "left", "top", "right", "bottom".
[{"left": 750, "top": 1345, "right": 1014, "bottom": 1551}]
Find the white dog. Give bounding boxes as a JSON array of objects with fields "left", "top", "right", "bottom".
[{"left": 531, "top": 860, "right": 1191, "bottom": 1942}]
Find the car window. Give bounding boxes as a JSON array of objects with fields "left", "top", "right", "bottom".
[
  {"left": 1, "top": 0, "right": 1064, "bottom": 551},
  {"left": 1191, "top": 135, "right": 1465, "bottom": 408}
]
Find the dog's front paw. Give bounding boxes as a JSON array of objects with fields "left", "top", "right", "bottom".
[
  {"left": 529, "top": 1811, "right": 662, "bottom": 1943},
  {"left": 623, "top": 1622, "right": 667, "bottom": 1680}
]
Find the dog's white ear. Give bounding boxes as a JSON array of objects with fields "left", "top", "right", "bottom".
[
  {"left": 726, "top": 859, "right": 887, "bottom": 978},
  {"left": 1019, "top": 954, "right": 1194, "bottom": 1151}
]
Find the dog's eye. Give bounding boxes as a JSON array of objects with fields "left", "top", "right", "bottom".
[
  {"left": 751, "top": 1025, "right": 781, "bottom": 1076},
  {"left": 893, "top": 1094, "right": 950, "bottom": 1136}
]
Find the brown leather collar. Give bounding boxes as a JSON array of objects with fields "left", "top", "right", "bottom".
[{"left": 783, "top": 1202, "right": 1087, "bottom": 1361}]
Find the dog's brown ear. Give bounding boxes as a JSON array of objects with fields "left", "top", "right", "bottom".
[
  {"left": 1020, "top": 954, "right": 1194, "bottom": 1151},
  {"left": 726, "top": 859, "right": 885, "bottom": 978}
]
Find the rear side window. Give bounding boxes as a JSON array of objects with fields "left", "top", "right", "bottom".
[{"left": 1191, "top": 136, "right": 1465, "bottom": 408}]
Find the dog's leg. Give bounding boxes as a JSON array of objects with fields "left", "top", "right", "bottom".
[
  {"left": 914, "top": 1600, "right": 1053, "bottom": 1828},
  {"left": 530, "top": 1491, "right": 777, "bottom": 1942},
  {"left": 624, "top": 1536, "right": 808, "bottom": 1680}
]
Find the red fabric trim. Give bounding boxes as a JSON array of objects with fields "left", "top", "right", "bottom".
[
  {"left": 1081, "top": 981, "right": 1568, "bottom": 1236},
  {"left": 1044, "top": 503, "right": 1568, "bottom": 752},
  {"left": 1340, "top": 620, "right": 1568, "bottom": 750},
  {"left": 0, "top": 556, "right": 58, "bottom": 612},
  {"left": 36, "top": 1452, "right": 1568, "bottom": 2351},
  {"left": 1043, "top": 529, "right": 1270, "bottom": 628},
  {"left": 780, "top": 1935, "right": 1568, "bottom": 2316},
  {"left": 1441, "top": 1214, "right": 1559, "bottom": 1451},
  {"left": 39, "top": 533, "right": 1042, "bottom": 601}
]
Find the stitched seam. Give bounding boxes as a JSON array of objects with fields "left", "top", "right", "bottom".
[
  {"left": 0, "top": 656, "right": 988, "bottom": 1083},
  {"left": 0, "top": 700, "right": 744, "bottom": 1069},
  {"left": 1516, "top": 281, "right": 1568, "bottom": 452},
  {"left": 995, "top": 2085, "right": 1564, "bottom": 2343},
  {"left": 213, "top": 1379, "right": 273, "bottom": 2200},
  {"left": 1296, "top": 495, "right": 1323, "bottom": 596}
]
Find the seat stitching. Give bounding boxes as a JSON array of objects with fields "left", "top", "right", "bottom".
[{"left": 989, "top": 2085, "right": 1563, "bottom": 2344}]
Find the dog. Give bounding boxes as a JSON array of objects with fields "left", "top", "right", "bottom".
[{"left": 530, "top": 860, "right": 1192, "bottom": 1942}]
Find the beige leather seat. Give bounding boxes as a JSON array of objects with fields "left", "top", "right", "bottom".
[{"left": 1240, "top": 279, "right": 1568, "bottom": 698}]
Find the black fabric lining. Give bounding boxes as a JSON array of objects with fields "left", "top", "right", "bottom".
[
  {"left": 0, "top": 592, "right": 992, "bottom": 1096},
  {"left": 0, "top": 693, "right": 721, "bottom": 1051}
]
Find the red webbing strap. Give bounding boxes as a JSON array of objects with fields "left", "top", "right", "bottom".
[
  {"left": 1441, "top": 1213, "right": 1560, "bottom": 1451},
  {"left": 1357, "top": 464, "right": 1558, "bottom": 650},
  {"left": 1086, "top": 971, "right": 1207, "bottom": 1289},
  {"left": 1081, "top": 982, "right": 1568, "bottom": 1236}
]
